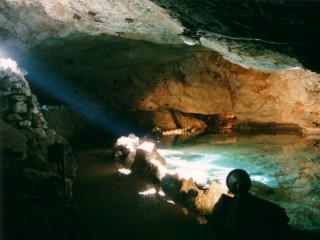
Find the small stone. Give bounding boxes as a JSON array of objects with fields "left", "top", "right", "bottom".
[
  {"left": 30, "top": 106, "right": 40, "bottom": 114},
  {"left": 19, "top": 120, "right": 32, "bottom": 127},
  {"left": 12, "top": 101, "right": 27, "bottom": 113},
  {"left": 31, "top": 128, "right": 46, "bottom": 139}
]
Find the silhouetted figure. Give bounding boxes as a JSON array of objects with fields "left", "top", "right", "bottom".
[{"left": 208, "top": 169, "right": 290, "bottom": 240}]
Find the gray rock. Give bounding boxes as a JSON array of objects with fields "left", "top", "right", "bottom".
[
  {"left": 31, "top": 127, "right": 46, "bottom": 139},
  {"left": 12, "top": 101, "right": 27, "bottom": 113},
  {"left": 19, "top": 120, "right": 32, "bottom": 127}
]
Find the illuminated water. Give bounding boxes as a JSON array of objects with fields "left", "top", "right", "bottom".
[
  {"left": 157, "top": 133, "right": 320, "bottom": 232},
  {"left": 73, "top": 133, "right": 319, "bottom": 240}
]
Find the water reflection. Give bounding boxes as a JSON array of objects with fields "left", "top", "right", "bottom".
[{"left": 156, "top": 134, "right": 320, "bottom": 232}]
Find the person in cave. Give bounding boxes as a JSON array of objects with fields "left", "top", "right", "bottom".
[{"left": 207, "top": 169, "right": 290, "bottom": 240}]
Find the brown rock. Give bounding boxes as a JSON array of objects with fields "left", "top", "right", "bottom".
[{"left": 195, "top": 180, "right": 225, "bottom": 213}]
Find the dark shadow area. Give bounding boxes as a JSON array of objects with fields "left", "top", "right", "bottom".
[{"left": 2, "top": 146, "right": 320, "bottom": 240}]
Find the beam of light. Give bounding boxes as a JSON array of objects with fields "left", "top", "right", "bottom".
[
  {"left": 0, "top": 43, "right": 129, "bottom": 136},
  {"left": 0, "top": 58, "right": 21, "bottom": 73}
]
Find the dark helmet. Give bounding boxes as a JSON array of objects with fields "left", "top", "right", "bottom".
[{"left": 226, "top": 169, "right": 251, "bottom": 195}]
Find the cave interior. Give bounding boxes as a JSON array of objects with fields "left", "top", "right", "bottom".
[{"left": 1, "top": 0, "right": 320, "bottom": 239}]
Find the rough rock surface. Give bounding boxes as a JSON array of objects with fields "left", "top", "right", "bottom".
[
  {"left": 15, "top": 36, "right": 319, "bottom": 137},
  {"left": 1, "top": 0, "right": 319, "bottom": 137},
  {"left": 0, "top": 0, "right": 182, "bottom": 48},
  {"left": 1, "top": 0, "right": 320, "bottom": 71},
  {"left": 149, "top": 0, "right": 320, "bottom": 72},
  {"left": 0, "top": 58, "right": 76, "bottom": 201}
]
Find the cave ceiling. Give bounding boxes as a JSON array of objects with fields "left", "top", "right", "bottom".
[{"left": 1, "top": 0, "right": 320, "bottom": 72}]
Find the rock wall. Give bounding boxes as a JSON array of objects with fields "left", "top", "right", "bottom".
[
  {"left": 16, "top": 35, "right": 320, "bottom": 138},
  {"left": 0, "top": 58, "right": 76, "bottom": 201},
  {"left": 0, "top": 0, "right": 182, "bottom": 49},
  {"left": 134, "top": 52, "right": 320, "bottom": 135}
]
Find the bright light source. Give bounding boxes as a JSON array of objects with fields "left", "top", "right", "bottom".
[
  {"left": 118, "top": 168, "right": 131, "bottom": 175},
  {"left": 158, "top": 190, "right": 166, "bottom": 196},
  {"left": 137, "top": 141, "right": 155, "bottom": 153},
  {"left": 139, "top": 188, "right": 157, "bottom": 195},
  {"left": 0, "top": 58, "right": 19, "bottom": 73},
  {"left": 115, "top": 135, "right": 139, "bottom": 152}
]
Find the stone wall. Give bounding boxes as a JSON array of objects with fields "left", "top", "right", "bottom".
[{"left": 0, "top": 58, "right": 76, "bottom": 201}]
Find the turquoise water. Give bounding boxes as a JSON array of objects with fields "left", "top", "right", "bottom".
[{"left": 156, "top": 134, "right": 320, "bottom": 232}]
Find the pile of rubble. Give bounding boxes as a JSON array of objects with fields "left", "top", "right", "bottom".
[{"left": 0, "top": 58, "right": 76, "bottom": 201}]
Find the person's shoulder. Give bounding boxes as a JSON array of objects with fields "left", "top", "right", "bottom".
[
  {"left": 248, "top": 193, "right": 289, "bottom": 222},
  {"left": 212, "top": 194, "right": 232, "bottom": 211}
]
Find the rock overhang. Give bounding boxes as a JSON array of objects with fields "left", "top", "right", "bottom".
[{"left": 1, "top": 0, "right": 320, "bottom": 72}]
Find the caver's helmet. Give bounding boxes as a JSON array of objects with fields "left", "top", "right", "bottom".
[{"left": 226, "top": 169, "right": 251, "bottom": 195}]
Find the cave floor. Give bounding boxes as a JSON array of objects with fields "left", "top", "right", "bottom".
[{"left": 73, "top": 148, "right": 213, "bottom": 240}]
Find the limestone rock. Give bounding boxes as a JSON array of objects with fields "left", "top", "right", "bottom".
[{"left": 195, "top": 180, "right": 225, "bottom": 213}]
